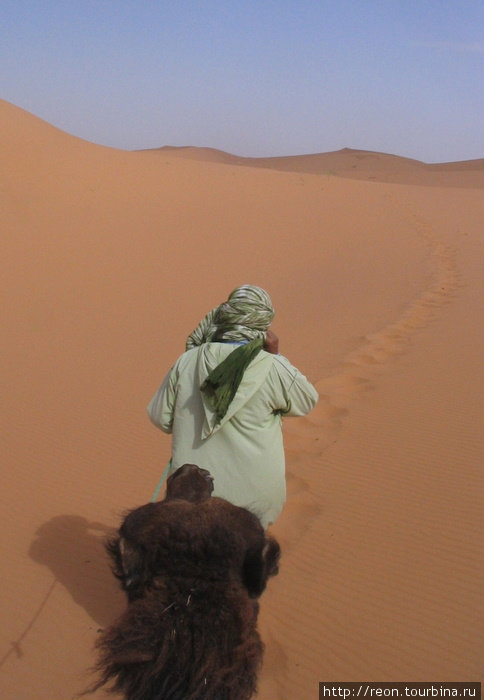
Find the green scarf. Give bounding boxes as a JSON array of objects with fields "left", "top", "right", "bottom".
[{"left": 200, "top": 339, "right": 264, "bottom": 424}]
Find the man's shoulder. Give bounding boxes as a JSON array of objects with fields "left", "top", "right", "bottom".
[
  {"left": 266, "top": 353, "right": 300, "bottom": 380},
  {"left": 169, "top": 346, "right": 200, "bottom": 373},
  {"left": 268, "top": 353, "right": 296, "bottom": 370}
]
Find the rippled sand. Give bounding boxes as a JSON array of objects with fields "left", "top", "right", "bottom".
[{"left": 1, "top": 99, "right": 482, "bottom": 699}]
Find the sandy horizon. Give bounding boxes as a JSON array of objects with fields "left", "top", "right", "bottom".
[
  {"left": 1, "top": 99, "right": 483, "bottom": 699},
  {"left": 146, "top": 145, "right": 484, "bottom": 189}
]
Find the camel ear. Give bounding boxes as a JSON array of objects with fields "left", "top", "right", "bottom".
[
  {"left": 242, "top": 536, "right": 281, "bottom": 598},
  {"left": 263, "top": 537, "right": 281, "bottom": 579},
  {"left": 106, "top": 537, "right": 147, "bottom": 601}
]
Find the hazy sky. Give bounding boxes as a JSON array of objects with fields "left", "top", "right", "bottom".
[{"left": 2, "top": 1, "right": 483, "bottom": 162}]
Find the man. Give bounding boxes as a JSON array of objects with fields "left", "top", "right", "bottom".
[{"left": 147, "top": 285, "right": 318, "bottom": 527}]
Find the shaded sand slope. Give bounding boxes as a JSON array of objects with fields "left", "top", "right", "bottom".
[
  {"left": 1, "top": 100, "right": 482, "bottom": 699},
  {"left": 152, "top": 146, "right": 484, "bottom": 188}
]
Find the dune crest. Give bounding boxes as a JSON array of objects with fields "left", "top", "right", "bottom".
[
  {"left": 1, "top": 100, "right": 482, "bottom": 699},
  {"left": 146, "top": 144, "right": 484, "bottom": 188}
]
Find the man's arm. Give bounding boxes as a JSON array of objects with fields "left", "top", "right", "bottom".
[
  {"left": 266, "top": 332, "right": 318, "bottom": 416},
  {"left": 277, "top": 358, "right": 318, "bottom": 416},
  {"left": 147, "top": 365, "right": 178, "bottom": 433}
]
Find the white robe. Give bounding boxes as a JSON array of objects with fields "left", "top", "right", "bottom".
[{"left": 147, "top": 343, "right": 318, "bottom": 527}]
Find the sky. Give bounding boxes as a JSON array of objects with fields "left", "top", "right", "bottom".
[{"left": 1, "top": 1, "right": 483, "bottom": 162}]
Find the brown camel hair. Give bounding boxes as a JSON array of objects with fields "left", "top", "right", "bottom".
[{"left": 88, "top": 465, "right": 280, "bottom": 700}]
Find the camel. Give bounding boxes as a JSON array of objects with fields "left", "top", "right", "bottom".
[{"left": 90, "top": 464, "right": 280, "bottom": 700}]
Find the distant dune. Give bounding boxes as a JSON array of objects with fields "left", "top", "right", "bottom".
[
  {"left": 146, "top": 145, "right": 484, "bottom": 188},
  {"left": 1, "top": 98, "right": 483, "bottom": 699}
]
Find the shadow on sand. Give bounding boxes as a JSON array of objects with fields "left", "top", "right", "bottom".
[{"left": 29, "top": 514, "right": 125, "bottom": 629}]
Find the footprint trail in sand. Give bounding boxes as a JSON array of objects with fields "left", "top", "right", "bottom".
[
  {"left": 283, "top": 202, "right": 461, "bottom": 514},
  {"left": 257, "top": 201, "right": 467, "bottom": 697}
]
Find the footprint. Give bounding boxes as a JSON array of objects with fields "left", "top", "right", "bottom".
[{"left": 279, "top": 202, "right": 461, "bottom": 556}]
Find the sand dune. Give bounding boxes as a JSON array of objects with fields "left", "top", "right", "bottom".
[
  {"left": 1, "top": 99, "right": 483, "bottom": 699},
  {"left": 148, "top": 145, "right": 484, "bottom": 188}
]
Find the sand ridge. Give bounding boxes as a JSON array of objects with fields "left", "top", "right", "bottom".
[
  {"left": 146, "top": 145, "right": 484, "bottom": 189},
  {"left": 1, "top": 100, "right": 482, "bottom": 698}
]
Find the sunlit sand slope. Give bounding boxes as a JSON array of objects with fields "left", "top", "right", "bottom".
[{"left": 1, "top": 100, "right": 482, "bottom": 699}]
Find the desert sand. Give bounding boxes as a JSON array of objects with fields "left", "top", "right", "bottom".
[
  {"left": 1, "top": 98, "right": 482, "bottom": 699},
  {"left": 150, "top": 145, "right": 484, "bottom": 188}
]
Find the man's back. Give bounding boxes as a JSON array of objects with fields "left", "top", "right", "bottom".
[{"left": 148, "top": 342, "right": 317, "bottom": 527}]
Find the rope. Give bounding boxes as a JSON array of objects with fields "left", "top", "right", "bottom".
[{"left": 150, "top": 458, "right": 172, "bottom": 502}]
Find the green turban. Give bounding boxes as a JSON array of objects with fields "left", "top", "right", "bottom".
[
  {"left": 186, "top": 285, "right": 275, "bottom": 349},
  {"left": 186, "top": 285, "right": 275, "bottom": 424}
]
